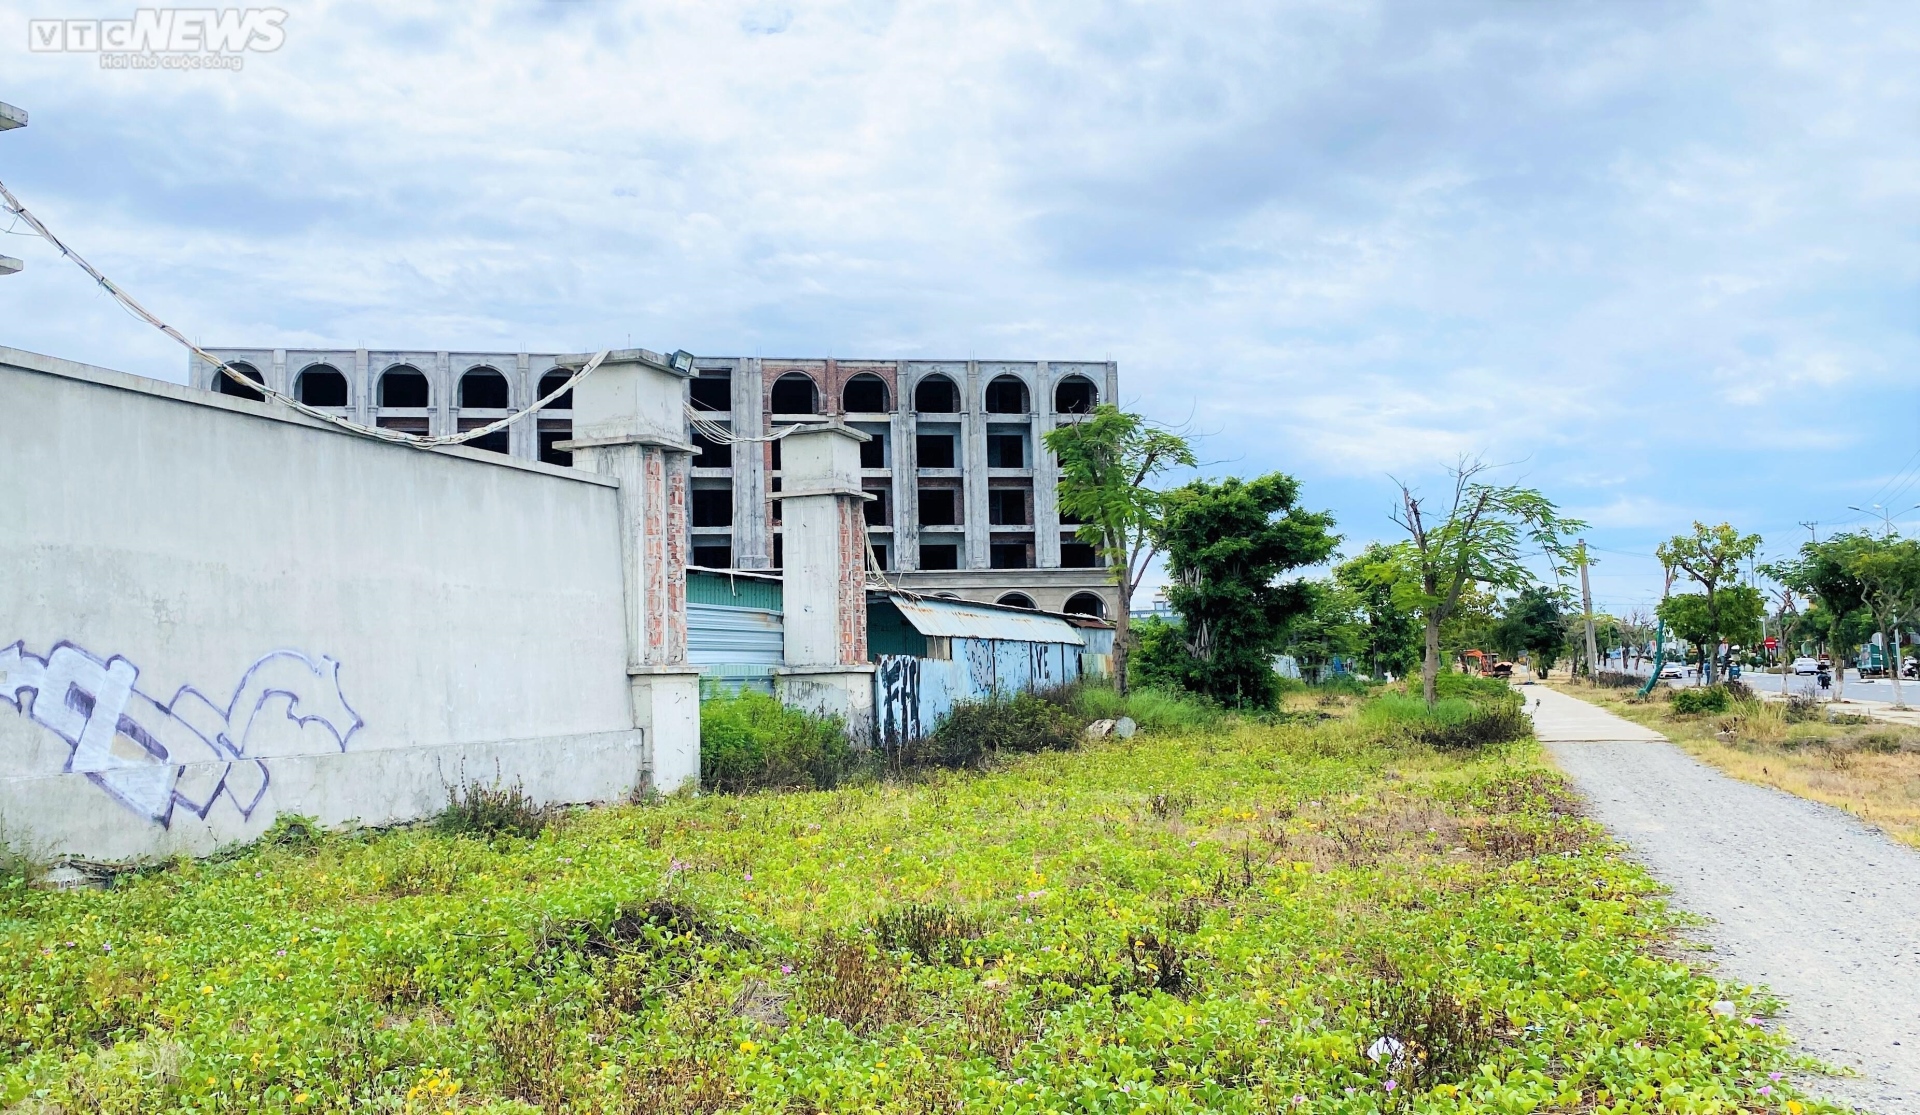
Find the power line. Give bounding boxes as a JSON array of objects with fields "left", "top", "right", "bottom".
[{"left": 0, "top": 174, "right": 610, "bottom": 450}]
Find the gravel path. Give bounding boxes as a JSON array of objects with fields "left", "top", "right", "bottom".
[{"left": 1528, "top": 684, "right": 1920, "bottom": 1113}]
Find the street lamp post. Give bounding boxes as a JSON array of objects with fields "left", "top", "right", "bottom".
[{"left": 0, "top": 100, "right": 24, "bottom": 276}]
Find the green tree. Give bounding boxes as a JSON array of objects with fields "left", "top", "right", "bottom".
[
  {"left": 1763, "top": 535, "right": 1868, "bottom": 702},
  {"left": 1388, "top": 461, "right": 1585, "bottom": 707},
  {"left": 1846, "top": 536, "right": 1920, "bottom": 707},
  {"left": 1657, "top": 588, "right": 1764, "bottom": 674},
  {"left": 1656, "top": 522, "right": 1763, "bottom": 685},
  {"left": 1280, "top": 579, "right": 1365, "bottom": 680},
  {"left": 1493, "top": 586, "right": 1567, "bottom": 678},
  {"left": 1044, "top": 406, "right": 1196, "bottom": 694},
  {"left": 1156, "top": 473, "right": 1339, "bottom": 707},
  {"left": 1332, "top": 544, "right": 1424, "bottom": 680}
]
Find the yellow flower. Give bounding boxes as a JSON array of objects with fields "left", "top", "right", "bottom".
[
  {"left": 200, "top": 984, "right": 214, "bottom": 995},
  {"left": 294, "top": 1093, "right": 309, "bottom": 1104},
  {"left": 740, "top": 1040, "right": 758, "bottom": 1054}
]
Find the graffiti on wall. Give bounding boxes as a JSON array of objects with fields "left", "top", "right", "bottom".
[
  {"left": 874, "top": 638, "right": 1081, "bottom": 749},
  {"left": 0, "top": 641, "right": 363, "bottom": 827}
]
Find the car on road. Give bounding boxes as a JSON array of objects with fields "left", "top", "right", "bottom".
[
  {"left": 1792, "top": 657, "right": 1821, "bottom": 675},
  {"left": 1659, "top": 663, "right": 1687, "bottom": 679}
]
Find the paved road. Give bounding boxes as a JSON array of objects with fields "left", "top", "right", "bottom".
[{"left": 1526, "top": 684, "right": 1920, "bottom": 1113}]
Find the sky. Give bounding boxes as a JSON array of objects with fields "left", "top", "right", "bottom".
[{"left": 3, "top": 0, "right": 1917, "bottom": 613}]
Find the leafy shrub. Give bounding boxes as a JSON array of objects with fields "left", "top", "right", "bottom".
[
  {"left": 1415, "top": 705, "right": 1533, "bottom": 751},
  {"left": 700, "top": 690, "right": 854, "bottom": 793},
  {"left": 1047, "top": 678, "right": 1225, "bottom": 735},
  {"left": 798, "top": 931, "right": 906, "bottom": 1032},
  {"left": 436, "top": 776, "right": 549, "bottom": 839},
  {"left": 916, "top": 691, "right": 1081, "bottom": 769},
  {"left": 871, "top": 902, "right": 981, "bottom": 965},
  {"left": 1595, "top": 670, "right": 1644, "bottom": 689},
  {"left": 1671, "top": 686, "right": 1733, "bottom": 716},
  {"left": 1433, "top": 672, "right": 1517, "bottom": 705},
  {"left": 1361, "top": 962, "right": 1499, "bottom": 1093},
  {"left": 1358, "top": 690, "right": 1532, "bottom": 751}
]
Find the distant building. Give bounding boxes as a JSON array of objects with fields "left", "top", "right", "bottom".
[{"left": 192, "top": 349, "right": 1119, "bottom": 617}]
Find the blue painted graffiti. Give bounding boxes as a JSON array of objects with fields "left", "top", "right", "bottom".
[{"left": 0, "top": 641, "right": 363, "bottom": 827}]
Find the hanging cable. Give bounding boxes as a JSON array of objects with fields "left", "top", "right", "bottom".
[{"left": 0, "top": 175, "right": 610, "bottom": 450}]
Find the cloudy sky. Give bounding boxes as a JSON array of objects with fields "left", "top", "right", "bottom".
[{"left": 3, "top": 1, "right": 1917, "bottom": 611}]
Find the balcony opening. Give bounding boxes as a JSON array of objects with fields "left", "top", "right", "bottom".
[
  {"left": 690, "top": 370, "right": 731, "bottom": 412},
  {"left": 538, "top": 370, "right": 574, "bottom": 409},
  {"left": 869, "top": 542, "right": 890, "bottom": 571},
  {"left": 920, "top": 543, "right": 959, "bottom": 570},
  {"left": 984, "top": 375, "right": 1028, "bottom": 414},
  {"left": 692, "top": 486, "right": 733, "bottom": 528},
  {"left": 538, "top": 426, "right": 572, "bottom": 467},
  {"left": 864, "top": 489, "right": 889, "bottom": 526},
  {"left": 215, "top": 361, "right": 265, "bottom": 402},
  {"left": 1064, "top": 592, "right": 1107, "bottom": 618},
  {"left": 459, "top": 367, "right": 510, "bottom": 409},
  {"left": 987, "top": 432, "right": 1026, "bottom": 468},
  {"left": 692, "top": 429, "right": 728, "bottom": 468},
  {"left": 772, "top": 534, "right": 784, "bottom": 569},
  {"left": 916, "top": 433, "right": 955, "bottom": 469},
  {"left": 1060, "top": 540, "right": 1101, "bottom": 568},
  {"left": 1054, "top": 375, "right": 1098, "bottom": 415},
  {"left": 859, "top": 433, "right": 886, "bottom": 469},
  {"left": 842, "top": 373, "right": 888, "bottom": 413},
  {"left": 990, "top": 542, "right": 1032, "bottom": 569},
  {"left": 692, "top": 543, "right": 733, "bottom": 569},
  {"left": 988, "top": 489, "right": 1028, "bottom": 525},
  {"left": 379, "top": 366, "right": 430, "bottom": 408},
  {"left": 918, "top": 488, "right": 958, "bottom": 527},
  {"left": 996, "top": 593, "right": 1036, "bottom": 610},
  {"left": 914, "top": 374, "right": 958, "bottom": 413},
  {"left": 771, "top": 372, "right": 818, "bottom": 415},
  {"left": 295, "top": 365, "right": 348, "bottom": 407}
]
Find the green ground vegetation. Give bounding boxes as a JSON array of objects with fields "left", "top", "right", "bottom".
[{"left": 1, "top": 690, "right": 1828, "bottom": 1114}]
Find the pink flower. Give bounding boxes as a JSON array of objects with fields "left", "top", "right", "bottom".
[
  {"left": 780, "top": 964, "right": 793, "bottom": 975},
  {"left": 1760, "top": 1086, "right": 1774, "bottom": 1097},
  {"left": 1384, "top": 1080, "right": 1397, "bottom": 1093}
]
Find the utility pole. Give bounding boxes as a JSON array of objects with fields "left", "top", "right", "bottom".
[
  {"left": 0, "top": 101, "right": 24, "bottom": 276},
  {"left": 1800, "top": 520, "right": 1819, "bottom": 545},
  {"left": 1578, "top": 539, "right": 1600, "bottom": 681}
]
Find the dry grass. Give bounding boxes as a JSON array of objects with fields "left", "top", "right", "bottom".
[{"left": 1550, "top": 681, "right": 1920, "bottom": 847}]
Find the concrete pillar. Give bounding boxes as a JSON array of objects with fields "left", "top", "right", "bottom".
[
  {"left": 963, "top": 361, "right": 989, "bottom": 569},
  {"left": 557, "top": 348, "right": 703, "bottom": 792},
  {"left": 773, "top": 423, "right": 876, "bottom": 740},
  {"left": 1034, "top": 360, "right": 1062, "bottom": 568},
  {"left": 733, "top": 358, "right": 770, "bottom": 569}
]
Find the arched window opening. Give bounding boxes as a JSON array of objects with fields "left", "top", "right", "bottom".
[
  {"left": 460, "top": 367, "right": 510, "bottom": 409},
  {"left": 914, "top": 375, "right": 958, "bottom": 413},
  {"left": 215, "top": 362, "right": 265, "bottom": 403},
  {"left": 984, "top": 375, "right": 1028, "bottom": 414},
  {"left": 842, "top": 373, "right": 888, "bottom": 413},
  {"left": 997, "top": 593, "right": 1037, "bottom": 610},
  {"left": 1063, "top": 592, "right": 1106, "bottom": 618},
  {"left": 538, "top": 370, "right": 573, "bottom": 410},
  {"left": 1054, "top": 376, "right": 1097, "bottom": 415},
  {"left": 295, "top": 365, "right": 348, "bottom": 407},
  {"left": 770, "top": 372, "right": 818, "bottom": 415},
  {"left": 379, "top": 366, "right": 431, "bottom": 408}
]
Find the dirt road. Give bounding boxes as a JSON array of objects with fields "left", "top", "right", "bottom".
[{"left": 1529, "top": 684, "right": 1920, "bottom": 1113}]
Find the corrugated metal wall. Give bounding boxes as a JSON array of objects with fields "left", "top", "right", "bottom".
[
  {"left": 873, "top": 637, "right": 1080, "bottom": 746},
  {"left": 689, "top": 601, "right": 784, "bottom": 696}
]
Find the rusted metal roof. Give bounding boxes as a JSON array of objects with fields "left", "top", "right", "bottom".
[{"left": 885, "top": 594, "right": 1085, "bottom": 646}]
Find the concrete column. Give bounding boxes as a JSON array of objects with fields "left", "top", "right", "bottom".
[
  {"left": 354, "top": 349, "right": 370, "bottom": 424},
  {"left": 733, "top": 358, "right": 770, "bottom": 569},
  {"left": 773, "top": 423, "right": 876, "bottom": 740},
  {"left": 890, "top": 365, "right": 916, "bottom": 571},
  {"left": 271, "top": 349, "right": 289, "bottom": 397},
  {"left": 557, "top": 348, "right": 702, "bottom": 791},
  {"left": 513, "top": 352, "right": 535, "bottom": 461},
  {"left": 1034, "top": 360, "right": 1062, "bottom": 568},
  {"left": 963, "top": 361, "right": 989, "bottom": 569}
]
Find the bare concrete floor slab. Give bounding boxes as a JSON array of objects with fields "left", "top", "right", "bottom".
[{"left": 1530, "top": 684, "right": 1920, "bottom": 1113}]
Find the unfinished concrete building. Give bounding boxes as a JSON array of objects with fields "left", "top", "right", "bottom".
[{"left": 190, "top": 351, "right": 1120, "bottom": 617}]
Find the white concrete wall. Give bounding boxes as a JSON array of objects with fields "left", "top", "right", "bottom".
[{"left": 0, "top": 348, "right": 645, "bottom": 860}]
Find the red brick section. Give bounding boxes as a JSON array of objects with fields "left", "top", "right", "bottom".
[
  {"left": 760, "top": 360, "right": 903, "bottom": 418},
  {"left": 664, "top": 451, "right": 689, "bottom": 661},
  {"left": 839, "top": 499, "right": 869, "bottom": 665},
  {"left": 642, "top": 448, "right": 668, "bottom": 662}
]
